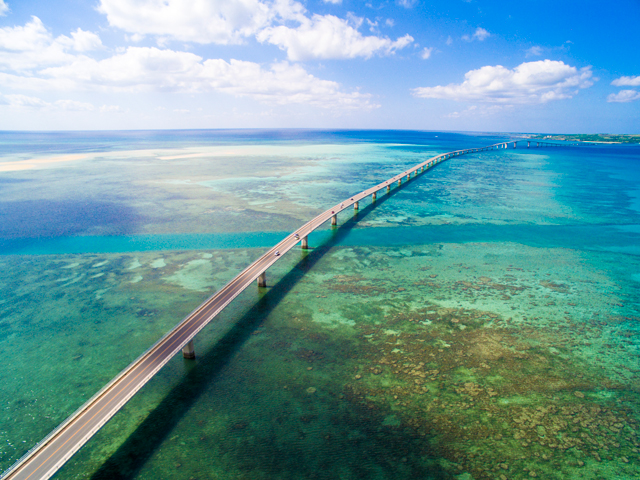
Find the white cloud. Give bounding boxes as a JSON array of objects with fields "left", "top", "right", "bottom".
[
  {"left": 446, "top": 35, "right": 452, "bottom": 46},
  {"left": 0, "top": 0, "right": 8, "bottom": 16},
  {"left": 474, "top": 27, "right": 490, "bottom": 41},
  {"left": 1, "top": 45, "right": 376, "bottom": 109},
  {"left": 366, "top": 19, "right": 378, "bottom": 33},
  {"left": 611, "top": 75, "right": 640, "bottom": 87},
  {"left": 447, "top": 105, "right": 475, "bottom": 118},
  {"left": 2, "top": 93, "right": 50, "bottom": 108},
  {"left": 386, "top": 19, "right": 395, "bottom": 27},
  {"left": 447, "top": 104, "right": 512, "bottom": 118},
  {"left": 413, "top": 60, "right": 594, "bottom": 104},
  {"left": 97, "top": 0, "right": 413, "bottom": 62},
  {"left": 0, "top": 17, "right": 102, "bottom": 70},
  {"left": 52, "top": 99, "right": 96, "bottom": 111},
  {"left": 463, "top": 27, "right": 490, "bottom": 42},
  {"left": 0, "top": 16, "right": 374, "bottom": 111},
  {"left": 526, "top": 46, "right": 543, "bottom": 57},
  {"left": 0, "top": 93, "right": 95, "bottom": 111},
  {"left": 323, "top": 0, "right": 342, "bottom": 4},
  {"left": 68, "top": 28, "right": 103, "bottom": 52},
  {"left": 420, "top": 47, "right": 433, "bottom": 59},
  {"left": 98, "top": 1, "right": 413, "bottom": 61},
  {"left": 396, "top": 0, "right": 417, "bottom": 7},
  {"left": 608, "top": 76, "right": 640, "bottom": 103},
  {"left": 257, "top": 13, "right": 413, "bottom": 60},
  {"left": 97, "top": 0, "right": 292, "bottom": 45},
  {"left": 99, "top": 104, "right": 123, "bottom": 113},
  {"left": 607, "top": 90, "right": 640, "bottom": 103}
]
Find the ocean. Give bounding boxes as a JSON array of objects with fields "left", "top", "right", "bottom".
[{"left": 0, "top": 130, "right": 638, "bottom": 479}]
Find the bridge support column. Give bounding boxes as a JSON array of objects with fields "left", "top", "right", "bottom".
[
  {"left": 331, "top": 214, "right": 337, "bottom": 226},
  {"left": 398, "top": 179, "right": 402, "bottom": 186},
  {"left": 257, "top": 271, "right": 266, "bottom": 288},
  {"left": 387, "top": 185, "right": 390, "bottom": 192},
  {"left": 513, "top": 142, "right": 517, "bottom": 148},
  {"left": 354, "top": 201, "right": 359, "bottom": 210},
  {"left": 372, "top": 192, "right": 376, "bottom": 201},
  {"left": 301, "top": 235, "right": 308, "bottom": 249},
  {"left": 406, "top": 174, "right": 410, "bottom": 181},
  {"left": 527, "top": 141, "right": 530, "bottom": 148},
  {"left": 182, "top": 340, "right": 196, "bottom": 359}
]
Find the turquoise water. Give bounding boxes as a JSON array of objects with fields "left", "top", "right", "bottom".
[{"left": 0, "top": 131, "right": 639, "bottom": 479}]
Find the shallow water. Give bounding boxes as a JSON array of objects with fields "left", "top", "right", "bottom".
[{"left": 0, "top": 131, "right": 639, "bottom": 479}]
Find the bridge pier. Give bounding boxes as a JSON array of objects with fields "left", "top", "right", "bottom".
[
  {"left": 527, "top": 141, "right": 530, "bottom": 148},
  {"left": 513, "top": 142, "right": 517, "bottom": 148},
  {"left": 331, "top": 214, "right": 337, "bottom": 226},
  {"left": 398, "top": 179, "right": 402, "bottom": 186},
  {"left": 301, "top": 235, "right": 308, "bottom": 249},
  {"left": 257, "top": 271, "right": 266, "bottom": 288},
  {"left": 354, "top": 201, "right": 359, "bottom": 210},
  {"left": 182, "top": 340, "right": 196, "bottom": 359},
  {"left": 387, "top": 185, "right": 391, "bottom": 192},
  {"left": 372, "top": 192, "right": 376, "bottom": 201}
]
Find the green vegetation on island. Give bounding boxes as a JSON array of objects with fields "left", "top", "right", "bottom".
[{"left": 528, "top": 133, "right": 640, "bottom": 144}]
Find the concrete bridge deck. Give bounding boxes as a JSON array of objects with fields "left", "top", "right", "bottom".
[{"left": 1, "top": 139, "right": 565, "bottom": 480}]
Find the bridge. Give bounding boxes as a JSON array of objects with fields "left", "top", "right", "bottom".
[{"left": 1, "top": 139, "right": 565, "bottom": 480}]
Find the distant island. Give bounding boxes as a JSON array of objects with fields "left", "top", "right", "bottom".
[{"left": 526, "top": 133, "right": 640, "bottom": 144}]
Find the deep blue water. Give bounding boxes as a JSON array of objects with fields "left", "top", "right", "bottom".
[{"left": 0, "top": 129, "right": 508, "bottom": 156}]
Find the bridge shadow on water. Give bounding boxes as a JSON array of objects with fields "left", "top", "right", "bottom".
[{"left": 90, "top": 176, "right": 449, "bottom": 480}]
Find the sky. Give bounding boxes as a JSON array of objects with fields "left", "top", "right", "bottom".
[{"left": 0, "top": 0, "right": 638, "bottom": 133}]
